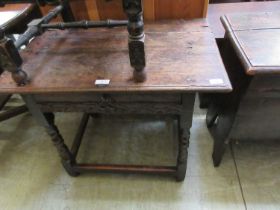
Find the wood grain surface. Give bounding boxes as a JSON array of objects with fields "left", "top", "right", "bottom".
[
  {"left": 207, "top": 1, "right": 280, "bottom": 38},
  {"left": 0, "top": 20, "right": 231, "bottom": 94},
  {"left": 208, "top": 12, "right": 280, "bottom": 166},
  {"left": 39, "top": 0, "right": 208, "bottom": 21},
  {"left": 222, "top": 12, "right": 280, "bottom": 75}
]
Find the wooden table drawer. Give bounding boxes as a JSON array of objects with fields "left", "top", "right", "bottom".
[{"left": 33, "top": 93, "right": 182, "bottom": 103}]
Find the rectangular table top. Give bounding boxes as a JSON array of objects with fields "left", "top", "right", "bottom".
[
  {"left": 208, "top": 1, "right": 280, "bottom": 38},
  {"left": 0, "top": 19, "right": 231, "bottom": 94},
  {"left": 222, "top": 12, "right": 280, "bottom": 75}
]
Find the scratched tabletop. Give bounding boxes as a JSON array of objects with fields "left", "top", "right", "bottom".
[{"left": 0, "top": 19, "right": 231, "bottom": 94}]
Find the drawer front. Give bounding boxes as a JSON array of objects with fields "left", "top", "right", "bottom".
[
  {"left": 34, "top": 93, "right": 185, "bottom": 114},
  {"left": 34, "top": 93, "right": 182, "bottom": 103}
]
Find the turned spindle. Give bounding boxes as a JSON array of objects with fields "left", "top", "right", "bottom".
[{"left": 123, "top": 0, "right": 146, "bottom": 82}]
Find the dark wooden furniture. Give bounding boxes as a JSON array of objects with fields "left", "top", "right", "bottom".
[
  {"left": 0, "top": 3, "right": 42, "bottom": 122},
  {"left": 1, "top": 0, "right": 146, "bottom": 83},
  {"left": 0, "top": 20, "right": 231, "bottom": 181},
  {"left": 207, "top": 12, "right": 280, "bottom": 166},
  {"left": 208, "top": 1, "right": 280, "bottom": 38},
  {"left": 199, "top": 1, "right": 280, "bottom": 108}
]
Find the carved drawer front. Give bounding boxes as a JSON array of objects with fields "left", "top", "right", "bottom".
[
  {"left": 34, "top": 93, "right": 184, "bottom": 114},
  {"left": 33, "top": 93, "right": 182, "bottom": 103}
]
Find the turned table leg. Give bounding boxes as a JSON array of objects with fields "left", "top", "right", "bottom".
[
  {"left": 176, "top": 94, "right": 195, "bottom": 182},
  {"left": 21, "top": 95, "right": 79, "bottom": 176},
  {"left": 123, "top": 0, "right": 146, "bottom": 82}
]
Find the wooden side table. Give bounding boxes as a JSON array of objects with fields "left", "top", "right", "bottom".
[
  {"left": 199, "top": 1, "right": 280, "bottom": 108},
  {"left": 0, "top": 20, "right": 231, "bottom": 181},
  {"left": 207, "top": 12, "right": 280, "bottom": 166}
]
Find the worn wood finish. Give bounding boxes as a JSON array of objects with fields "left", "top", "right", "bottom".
[
  {"left": 207, "top": 38, "right": 251, "bottom": 166},
  {"left": 207, "top": 12, "right": 280, "bottom": 166},
  {"left": 23, "top": 92, "right": 197, "bottom": 180},
  {"left": 50, "top": 93, "right": 195, "bottom": 181},
  {"left": 39, "top": 0, "right": 208, "bottom": 21},
  {"left": 207, "top": 1, "right": 280, "bottom": 38},
  {"left": 221, "top": 13, "right": 280, "bottom": 75},
  {"left": 5, "top": 20, "right": 230, "bottom": 180},
  {"left": 0, "top": 20, "right": 231, "bottom": 94},
  {"left": 39, "top": 102, "right": 184, "bottom": 115},
  {"left": 199, "top": 1, "right": 280, "bottom": 108}
]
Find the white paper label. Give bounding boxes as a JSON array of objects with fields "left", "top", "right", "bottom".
[
  {"left": 209, "top": 79, "right": 224, "bottom": 85},
  {"left": 95, "top": 79, "right": 110, "bottom": 86}
]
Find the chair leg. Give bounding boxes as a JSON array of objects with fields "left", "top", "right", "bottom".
[{"left": 123, "top": 0, "right": 146, "bottom": 82}]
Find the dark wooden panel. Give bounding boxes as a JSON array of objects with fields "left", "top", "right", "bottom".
[
  {"left": 40, "top": 0, "right": 208, "bottom": 21},
  {"left": 34, "top": 93, "right": 181, "bottom": 103},
  {"left": 208, "top": 12, "right": 280, "bottom": 166},
  {"left": 70, "top": 0, "right": 89, "bottom": 20},
  {"left": 39, "top": 101, "right": 184, "bottom": 114},
  {"left": 245, "top": 75, "right": 280, "bottom": 98},
  {"left": 96, "top": 0, "right": 125, "bottom": 20},
  {"left": 234, "top": 30, "right": 280, "bottom": 69},
  {"left": 155, "top": 0, "right": 206, "bottom": 20},
  {"left": 231, "top": 97, "right": 280, "bottom": 141}
]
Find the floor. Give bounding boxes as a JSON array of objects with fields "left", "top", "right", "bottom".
[{"left": 0, "top": 97, "right": 279, "bottom": 210}]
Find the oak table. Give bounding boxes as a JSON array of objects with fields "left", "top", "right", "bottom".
[
  {"left": 208, "top": 1, "right": 280, "bottom": 38},
  {"left": 207, "top": 12, "right": 280, "bottom": 166},
  {"left": 199, "top": 1, "right": 280, "bottom": 108},
  {"left": 0, "top": 20, "right": 231, "bottom": 181}
]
